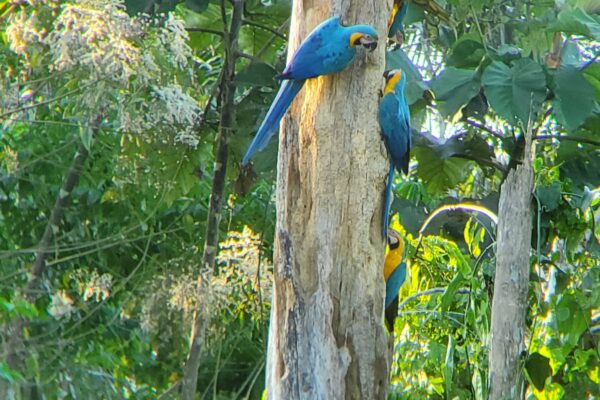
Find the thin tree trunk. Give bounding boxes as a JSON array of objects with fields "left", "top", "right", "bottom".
[
  {"left": 4, "top": 117, "right": 101, "bottom": 400},
  {"left": 266, "top": 2, "right": 389, "bottom": 399},
  {"left": 26, "top": 140, "right": 93, "bottom": 297},
  {"left": 489, "top": 125, "right": 534, "bottom": 399},
  {"left": 180, "top": 1, "right": 244, "bottom": 399}
]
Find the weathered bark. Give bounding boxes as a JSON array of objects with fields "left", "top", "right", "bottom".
[
  {"left": 489, "top": 126, "right": 534, "bottom": 399},
  {"left": 266, "top": 2, "right": 389, "bottom": 399},
  {"left": 180, "top": 1, "right": 244, "bottom": 399}
]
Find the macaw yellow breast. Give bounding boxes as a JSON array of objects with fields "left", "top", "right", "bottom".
[
  {"left": 388, "top": 1, "right": 401, "bottom": 29},
  {"left": 384, "top": 247, "right": 404, "bottom": 280},
  {"left": 384, "top": 71, "right": 402, "bottom": 95}
]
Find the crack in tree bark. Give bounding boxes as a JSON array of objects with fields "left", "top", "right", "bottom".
[{"left": 266, "top": 2, "right": 390, "bottom": 398}]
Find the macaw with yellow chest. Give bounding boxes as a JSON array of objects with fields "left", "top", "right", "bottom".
[
  {"left": 388, "top": 0, "right": 409, "bottom": 41},
  {"left": 379, "top": 69, "right": 411, "bottom": 237},
  {"left": 387, "top": 0, "right": 451, "bottom": 42},
  {"left": 242, "top": 16, "right": 379, "bottom": 165},
  {"left": 384, "top": 229, "right": 407, "bottom": 331}
]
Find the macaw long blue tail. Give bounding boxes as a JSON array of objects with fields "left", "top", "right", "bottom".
[
  {"left": 242, "top": 79, "right": 305, "bottom": 165},
  {"left": 382, "top": 162, "right": 395, "bottom": 238}
]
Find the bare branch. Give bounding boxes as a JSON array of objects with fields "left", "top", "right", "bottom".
[
  {"left": 186, "top": 27, "right": 224, "bottom": 36},
  {"left": 534, "top": 134, "right": 600, "bottom": 147},
  {"left": 464, "top": 118, "right": 505, "bottom": 139},
  {"left": 0, "top": 88, "right": 82, "bottom": 120},
  {"left": 242, "top": 18, "right": 286, "bottom": 39}
]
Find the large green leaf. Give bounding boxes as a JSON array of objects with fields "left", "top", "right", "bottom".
[
  {"left": 558, "top": 137, "right": 600, "bottom": 188},
  {"left": 413, "top": 145, "right": 471, "bottom": 194},
  {"left": 536, "top": 182, "right": 562, "bottom": 212},
  {"left": 385, "top": 48, "right": 429, "bottom": 105},
  {"left": 525, "top": 352, "right": 552, "bottom": 391},
  {"left": 446, "top": 33, "right": 486, "bottom": 68},
  {"left": 431, "top": 67, "right": 481, "bottom": 120},
  {"left": 583, "top": 63, "right": 600, "bottom": 102},
  {"left": 482, "top": 59, "right": 546, "bottom": 125},
  {"left": 553, "top": 65, "right": 595, "bottom": 130},
  {"left": 551, "top": 8, "right": 600, "bottom": 41}
]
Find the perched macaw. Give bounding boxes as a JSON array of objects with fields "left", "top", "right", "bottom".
[
  {"left": 242, "top": 16, "right": 379, "bottom": 165},
  {"left": 387, "top": 0, "right": 409, "bottom": 40},
  {"left": 379, "top": 69, "right": 411, "bottom": 237},
  {"left": 384, "top": 229, "right": 407, "bottom": 331},
  {"left": 387, "top": 0, "right": 451, "bottom": 42}
]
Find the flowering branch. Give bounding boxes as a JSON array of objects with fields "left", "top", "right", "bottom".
[{"left": 0, "top": 87, "right": 82, "bottom": 120}]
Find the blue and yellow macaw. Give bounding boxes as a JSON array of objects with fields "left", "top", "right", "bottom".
[
  {"left": 387, "top": 0, "right": 451, "bottom": 42},
  {"left": 242, "top": 16, "right": 379, "bottom": 165},
  {"left": 388, "top": 0, "right": 409, "bottom": 41},
  {"left": 384, "top": 229, "right": 407, "bottom": 331},
  {"left": 379, "top": 69, "right": 411, "bottom": 237}
]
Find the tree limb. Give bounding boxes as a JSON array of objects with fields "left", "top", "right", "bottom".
[
  {"left": 0, "top": 88, "right": 82, "bottom": 120},
  {"left": 534, "top": 134, "right": 600, "bottom": 147},
  {"left": 242, "top": 18, "right": 286, "bottom": 39},
  {"left": 186, "top": 27, "right": 224, "bottom": 37},
  {"left": 464, "top": 118, "right": 505, "bottom": 140}
]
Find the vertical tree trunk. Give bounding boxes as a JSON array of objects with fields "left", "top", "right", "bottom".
[
  {"left": 266, "top": 2, "right": 389, "bottom": 399},
  {"left": 489, "top": 127, "right": 534, "bottom": 399},
  {"left": 180, "top": 1, "right": 244, "bottom": 399}
]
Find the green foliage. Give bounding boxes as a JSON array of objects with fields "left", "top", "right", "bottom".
[
  {"left": 431, "top": 67, "right": 481, "bottom": 120},
  {"left": 1, "top": 0, "right": 599, "bottom": 399},
  {"left": 551, "top": 8, "right": 600, "bottom": 41},
  {"left": 482, "top": 59, "right": 547, "bottom": 125},
  {"left": 553, "top": 65, "right": 596, "bottom": 130}
]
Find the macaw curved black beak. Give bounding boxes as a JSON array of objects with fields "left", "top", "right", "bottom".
[{"left": 360, "top": 37, "right": 378, "bottom": 51}]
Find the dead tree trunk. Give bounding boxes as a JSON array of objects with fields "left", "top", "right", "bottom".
[
  {"left": 489, "top": 127, "right": 534, "bottom": 399},
  {"left": 266, "top": 2, "right": 390, "bottom": 399}
]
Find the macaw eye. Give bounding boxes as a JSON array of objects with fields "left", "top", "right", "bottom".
[{"left": 360, "top": 35, "right": 378, "bottom": 51}]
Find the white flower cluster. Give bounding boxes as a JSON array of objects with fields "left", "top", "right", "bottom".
[
  {"left": 5, "top": 1, "right": 199, "bottom": 146},
  {"left": 72, "top": 268, "right": 113, "bottom": 302},
  {"left": 48, "top": 289, "right": 75, "bottom": 320},
  {"left": 5, "top": 8, "right": 46, "bottom": 55},
  {"left": 152, "top": 84, "right": 200, "bottom": 147},
  {"left": 217, "top": 226, "right": 273, "bottom": 302},
  {"left": 45, "top": 1, "right": 143, "bottom": 85},
  {"left": 140, "top": 226, "right": 273, "bottom": 334},
  {"left": 159, "top": 13, "right": 192, "bottom": 69},
  {"left": 117, "top": 83, "right": 200, "bottom": 147}
]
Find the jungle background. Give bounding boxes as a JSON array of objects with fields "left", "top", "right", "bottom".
[{"left": 0, "top": 0, "right": 599, "bottom": 398}]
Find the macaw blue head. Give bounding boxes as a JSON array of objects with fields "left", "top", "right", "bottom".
[
  {"left": 383, "top": 69, "right": 407, "bottom": 95},
  {"left": 387, "top": 228, "right": 403, "bottom": 250},
  {"left": 346, "top": 24, "right": 379, "bottom": 51}
]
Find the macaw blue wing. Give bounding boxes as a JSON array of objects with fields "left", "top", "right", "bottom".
[
  {"left": 388, "top": 0, "right": 409, "bottom": 38},
  {"left": 244, "top": 17, "right": 377, "bottom": 163},
  {"left": 242, "top": 79, "right": 304, "bottom": 165},
  {"left": 379, "top": 93, "right": 411, "bottom": 174},
  {"left": 385, "top": 261, "right": 407, "bottom": 308},
  {"left": 279, "top": 16, "right": 360, "bottom": 80}
]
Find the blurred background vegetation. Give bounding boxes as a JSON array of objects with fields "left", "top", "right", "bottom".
[{"left": 0, "top": 0, "right": 599, "bottom": 398}]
